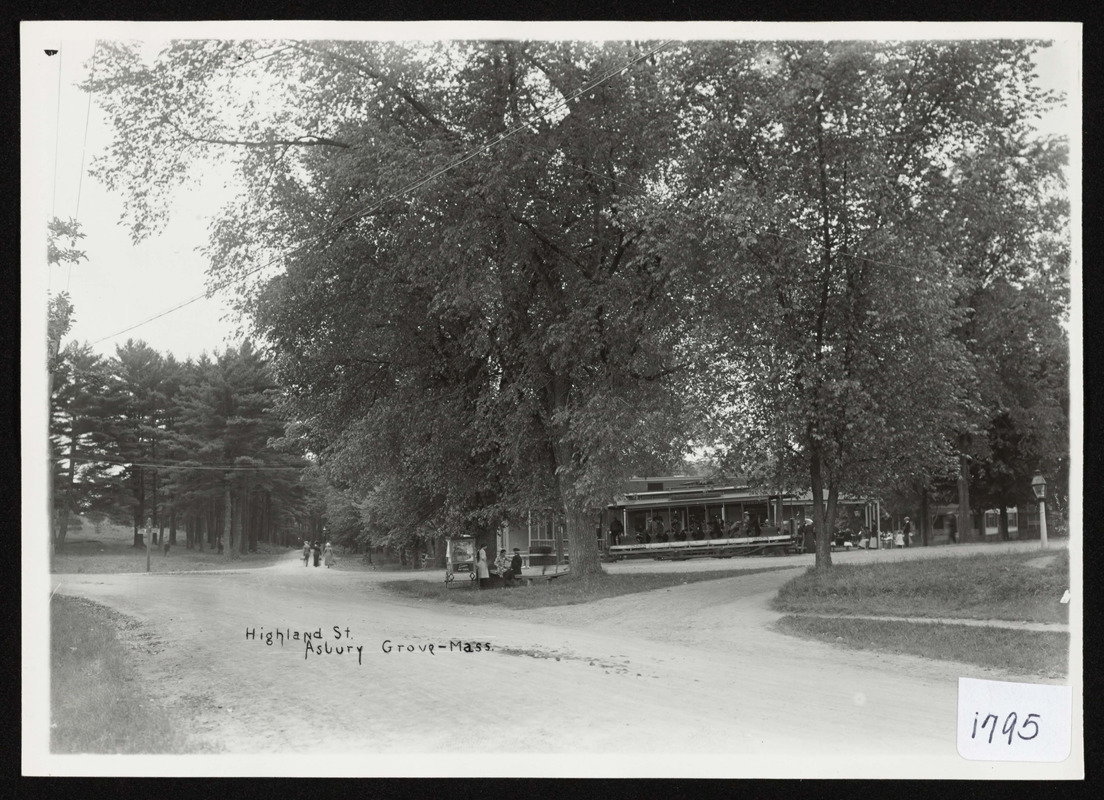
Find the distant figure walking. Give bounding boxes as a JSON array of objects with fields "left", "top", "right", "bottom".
[
  {"left": 312, "top": 541, "right": 321, "bottom": 567},
  {"left": 302, "top": 541, "right": 311, "bottom": 566},
  {"left": 323, "top": 542, "right": 336, "bottom": 568}
]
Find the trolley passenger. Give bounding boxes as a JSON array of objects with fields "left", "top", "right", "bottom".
[
  {"left": 609, "top": 517, "right": 624, "bottom": 547},
  {"left": 668, "top": 517, "right": 681, "bottom": 542},
  {"left": 710, "top": 517, "right": 723, "bottom": 539},
  {"left": 650, "top": 514, "right": 665, "bottom": 543}
]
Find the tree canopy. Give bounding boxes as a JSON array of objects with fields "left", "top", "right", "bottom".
[{"left": 82, "top": 38, "right": 1071, "bottom": 571}]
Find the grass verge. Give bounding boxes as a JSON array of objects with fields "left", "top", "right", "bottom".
[
  {"left": 50, "top": 595, "right": 199, "bottom": 753},
  {"left": 51, "top": 540, "right": 290, "bottom": 574},
  {"left": 774, "top": 615, "right": 1069, "bottom": 678},
  {"left": 382, "top": 566, "right": 792, "bottom": 609},
  {"left": 772, "top": 549, "right": 1069, "bottom": 623}
]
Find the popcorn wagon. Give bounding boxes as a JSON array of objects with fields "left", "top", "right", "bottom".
[{"left": 444, "top": 536, "right": 477, "bottom": 587}]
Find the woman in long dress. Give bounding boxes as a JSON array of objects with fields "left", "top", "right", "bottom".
[
  {"left": 476, "top": 546, "right": 490, "bottom": 589},
  {"left": 323, "top": 542, "right": 336, "bottom": 568}
]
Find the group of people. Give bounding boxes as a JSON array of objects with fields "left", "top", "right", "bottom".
[
  {"left": 828, "top": 516, "right": 912, "bottom": 550},
  {"left": 476, "top": 545, "right": 523, "bottom": 589},
  {"left": 302, "top": 540, "right": 336, "bottom": 568},
  {"left": 629, "top": 512, "right": 770, "bottom": 545}
]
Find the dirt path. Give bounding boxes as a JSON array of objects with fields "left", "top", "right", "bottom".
[{"left": 46, "top": 543, "right": 1075, "bottom": 776}]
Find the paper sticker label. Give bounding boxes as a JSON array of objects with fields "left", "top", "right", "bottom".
[{"left": 958, "top": 677, "right": 1072, "bottom": 762}]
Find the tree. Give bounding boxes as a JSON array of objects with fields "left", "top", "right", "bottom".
[
  {"left": 47, "top": 217, "right": 87, "bottom": 549},
  {"left": 928, "top": 131, "right": 1070, "bottom": 537},
  {"left": 86, "top": 39, "right": 1070, "bottom": 574},
  {"left": 90, "top": 39, "right": 702, "bottom": 577},
  {"left": 656, "top": 41, "right": 1057, "bottom": 567},
  {"left": 49, "top": 342, "right": 121, "bottom": 551}
]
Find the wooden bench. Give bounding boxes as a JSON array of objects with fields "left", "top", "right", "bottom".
[{"left": 512, "top": 570, "right": 569, "bottom": 586}]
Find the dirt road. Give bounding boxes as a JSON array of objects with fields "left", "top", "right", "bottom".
[{"left": 45, "top": 542, "right": 1077, "bottom": 777}]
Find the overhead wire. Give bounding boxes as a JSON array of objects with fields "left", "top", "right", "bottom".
[
  {"left": 68, "top": 39, "right": 99, "bottom": 293},
  {"left": 91, "top": 38, "right": 675, "bottom": 345},
  {"left": 50, "top": 47, "right": 63, "bottom": 220},
  {"left": 47, "top": 47, "right": 63, "bottom": 296}
]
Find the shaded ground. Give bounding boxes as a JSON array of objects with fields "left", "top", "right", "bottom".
[
  {"left": 40, "top": 538, "right": 1079, "bottom": 779},
  {"left": 51, "top": 519, "right": 290, "bottom": 575}
]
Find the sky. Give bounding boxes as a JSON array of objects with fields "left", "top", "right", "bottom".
[{"left": 23, "top": 21, "right": 1081, "bottom": 367}]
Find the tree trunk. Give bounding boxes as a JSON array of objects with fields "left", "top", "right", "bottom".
[
  {"left": 241, "top": 482, "right": 251, "bottom": 554},
  {"left": 999, "top": 505, "right": 1009, "bottom": 540},
  {"left": 563, "top": 503, "right": 603, "bottom": 577},
  {"left": 56, "top": 424, "right": 78, "bottom": 553},
  {"left": 956, "top": 453, "right": 970, "bottom": 544},
  {"left": 169, "top": 502, "right": 177, "bottom": 545},
  {"left": 223, "top": 483, "right": 232, "bottom": 555},
  {"left": 810, "top": 449, "right": 832, "bottom": 569},
  {"left": 919, "top": 488, "right": 930, "bottom": 546},
  {"left": 152, "top": 468, "right": 160, "bottom": 545},
  {"left": 133, "top": 468, "right": 145, "bottom": 548},
  {"left": 551, "top": 434, "right": 604, "bottom": 577}
]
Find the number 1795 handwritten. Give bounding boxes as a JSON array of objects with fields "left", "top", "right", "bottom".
[{"left": 971, "top": 711, "right": 1040, "bottom": 745}]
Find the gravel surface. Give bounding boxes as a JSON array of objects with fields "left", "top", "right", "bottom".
[{"left": 41, "top": 540, "right": 1078, "bottom": 778}]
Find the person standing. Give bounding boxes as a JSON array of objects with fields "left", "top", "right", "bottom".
[
  {"left": 477, "top": 545, "right": 490, "bottom": 589},
  {"left": 509, "top": 547, "right": 523, "bottom": 581},
  {"left": 710, "top": 516, "right": 723, "bottom": 539},
  {"left": 609, "top": 516, "right": 624, "bottom": 547},
  {"left": 312, "top": 540, "right": 321, "bottom": 566},
  {"left": 495, "top": 548, "right": 507, "bottom": 576},
  {"left": 323, "top": 542, "right": 336, "bottom": 568},
  {"left": 902, "top": 517, "right": 912, "bottom": 548},
  {"left": 302, "top": 541, "right": 311, "bottom": 567}
]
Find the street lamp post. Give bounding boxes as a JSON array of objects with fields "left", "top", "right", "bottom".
[{"left": 1031, "top": 473, "right": 1048, "bottom": 549}]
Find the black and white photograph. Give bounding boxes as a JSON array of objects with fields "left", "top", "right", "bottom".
[{"left": 21, "top": 20, "right": 1082, "bottom": 778}]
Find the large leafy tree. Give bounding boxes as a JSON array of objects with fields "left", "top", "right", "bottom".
[
  {"left": 929, "top": 131, "right": 1070, "bottom": 537},
  {"left": 655, "top": 40, "right": 1061, "bottom": 567},
  {"left": 90, "top": 39, "right": 703, "bottom": 576},
  {"left": 86, "top": 38, "right": 1069, "bottom": 574}
]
